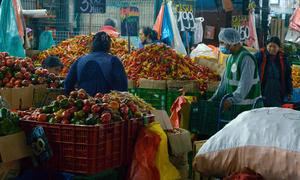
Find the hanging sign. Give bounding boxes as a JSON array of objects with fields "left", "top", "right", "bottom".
[
  {"left": 120, "top": 7, "right": 139, "bottom": 36},
  {"left": 232, "top": 15, "right": 250, "bottom": 42},
  {"left": 77, "top": 0, "right": 106, "bottom": 13},
  {"left": 174, "top": 0, "right": 196, "bottom": 32}
]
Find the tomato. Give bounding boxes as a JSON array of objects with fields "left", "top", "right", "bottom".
[
  {"left": 109, "top": 101, "right": 119, "bottom": 110},
  {"left": 82, "top": 105, "right": 91, "bottom": 113},
  {"left": 78, "top": 92, "right": 87, "bottom": 99},
  {"left": 24, "top": 72, "right": 31, "bottom": 80},
  {"left": 20, "top": 67, "right": 27, "bottom": 74},
  {"left": 91, "top": 104, "right": 101, "bottom": 113},
  {"left": 61, "top": 119, "right": 70, "bottom": 124},
  {"left": 5, "top": 59, "right": 13, "bottom": 67},
  {"left": 95, "top": 93, "right": 103, "bottom": 99},
  {"left": 62, "top": 110, "right": 72, "bottom": 120},
  {"left": 37, "top": 114, "right": 47, "bottom": 122},
  {"left": 69, "top": 91, "right": 78, "bottom": 98},
  {"left": 101, "top": 112, "right": 111, "bottom": 124}
]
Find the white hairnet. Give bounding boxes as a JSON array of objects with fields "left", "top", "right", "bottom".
[{"left": 218, "top": 28, "right": 241, "bottom": 45}]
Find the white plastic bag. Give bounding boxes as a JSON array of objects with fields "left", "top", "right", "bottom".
[{"left": 190, "top": 43, "right": 216, "bottom": 58}]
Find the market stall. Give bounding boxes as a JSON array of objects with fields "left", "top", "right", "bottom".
[{"left": 0, "top": 0, "right": 300, "bottom": 179}]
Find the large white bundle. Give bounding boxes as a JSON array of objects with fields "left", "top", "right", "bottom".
[
  {"left": 190, "top": 43, "right": 217, "bottom": 59},
  {"left": 194, "top": 108, "right": 300, "bottom": 180}
]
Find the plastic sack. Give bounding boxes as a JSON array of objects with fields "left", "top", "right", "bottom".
[
  {"left": 194, "top": 108, "right": 300, "bottom": 179},
  {"left": 0, "top": 0, "right": 25, "bottom": 57},
  {"left": 27, "top": 126, "right": 53, "bottom": 164},
  {"left": 147, "top": 122, "right": 181, "bottom": 180},
  {"left": 38, "top": 31, "right": 55, "bottom": 51},
  {"left": 289, "top": 8, "right": 300, "bottom": 32},
  {"left": 190, "top": 43, "right": 217, "bottom": 59},
  {"left": 285, "top": 28, "right": 300, "bottom": 45},
  {"left": 129, "top": 127, "right": 161, "bottom": 180}
]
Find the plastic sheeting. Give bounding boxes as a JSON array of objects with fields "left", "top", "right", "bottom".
[
  {"left": 38, "top": 31, "right": 55, "bottom": 51},
  {"left": 147, "top": 122, "right": 181, "bottom": 180},
  {"left": 0, "top": 0, "right": 25, "bottom": 57}
]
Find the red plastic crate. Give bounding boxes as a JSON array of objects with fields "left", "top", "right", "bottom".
[
  {"left": 19, "top": 120, "right": 125, "bottom": 175},
  {"left": 123, "top": 119, "right": 143, "bottom": 166}
]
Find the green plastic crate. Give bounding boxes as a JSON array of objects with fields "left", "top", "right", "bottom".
[
  {"left": 136, "top": 88, "right": 167, "bottom": 110},
  {"left": 189, "top": 101, "right": 219, "bottom": 136},
  {"left": 128, "top": 88, "right": 137, "bottom": 96},
  {"left": 189, "top": 101, "right": 252, "bottom": 136}
]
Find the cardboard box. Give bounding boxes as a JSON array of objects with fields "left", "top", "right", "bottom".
[
  {"left": 0, "top": 131, "right": 32, "bottom": 163},
  {"left": 128, "top": 80, "right": 135, "bottom": 89},
  {"left": 151, "top": 110, "right": 173, "bottom": 130},
  {"left": 167, "top": 80, "right": 199, "bottom": 93},
  {"left": 0, "top": 160, "right": 20, "bottom": 180},
  {"left": 0, "top": 88, "right": 12, "bottom": 109},
  {"left": 11, "top": 86, "right": 34, "bottom": 110},
  {"left": 167, "top": 128, "right": 192, "bottom": 156},
  {"left": 0, "top": 85, "right": 40, "bottom": 110},
  {"left": 151, "top": 110, "right": 192, "bottom": 155},
  {"left": 32, "top": 84, "right": 47, "bottom": 107},
  {"left": 138, "top": 79, "right": 167, "bottom": 90}
]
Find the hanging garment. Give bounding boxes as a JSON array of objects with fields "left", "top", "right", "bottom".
[{"left": 222, "top": 0, "right": 234, "bottom": 12}]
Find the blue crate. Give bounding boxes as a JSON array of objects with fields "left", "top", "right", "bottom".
[{"left": 292, "top": 88, "right": 300, "bottom": 103}]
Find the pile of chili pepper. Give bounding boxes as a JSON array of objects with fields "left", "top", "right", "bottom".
[
  {"left": 33, "top": 35, "right": 129, "bottom": 77},
  {"left": 123, "top": 44, "right": 220, "bottom": 93}
]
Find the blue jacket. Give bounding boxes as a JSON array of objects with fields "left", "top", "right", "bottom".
[{"left": 64, "top": 51, "right": 128, "bottom": 96}]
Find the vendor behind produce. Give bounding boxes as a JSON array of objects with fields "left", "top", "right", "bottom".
[
  {"left": 255, "top": 36, "right": 293, "bottom": 107},
  {"left": 42, "top": 56, "right": 63, "bottom": 75},
  {"left": 138, "top": 27, "right": 159, "bottom": 48},
  {"left": 64, "top": 32, "right": 128, "bottom": 96},
  {"left": 209, "top": 28, "right": 262, "bottom": 110},
  {"left": 99, "top": 18, "right": 120, "bottom": 38}
]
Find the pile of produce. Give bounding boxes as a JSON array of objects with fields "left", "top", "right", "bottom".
[
  {"left": 0, "top": 108, "right": 20, "bottom": 136},
  {"left": 284, "top": 42, "right": 300, "bottom": 65},
  {"left": 18, "top": 89, "right": 154, "bottom": 125},
  {"left": 0, "top": 52, "right": 62, "bottom": 88},
  {"left": 123, "top": 44, "right": 220, "bottom": 92},
  {"left": 292, "top": 65, "right": 300, "bottom": 88},
  {"left": 33, "top": 35, "right": 129, "bottom": 76}
]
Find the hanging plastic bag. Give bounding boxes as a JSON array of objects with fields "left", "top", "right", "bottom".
[
  {"left": 167, "top": 2, "right": 187, "bottom": 55},
  {"left": 0, "top": 0, "right": 25, "bottom": 57},
  {"left": 129, "top": 127, "right": 161, "bottom": 180},
  {"left": 194, "top": 17, "right": 205, "bottom": 44},
  {"left": 38, "top": 31, "right": 55, "bottom": 51},
  {"left": 147, "top": 122, "right": 181, "bottom": 180},
  {"left": 153, "top": 3, "right": 165, "bottom": 40},
  {"left": 27, "top": 126, "right": 53, "bottom": 164}
]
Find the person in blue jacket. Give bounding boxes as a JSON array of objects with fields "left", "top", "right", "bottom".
[{"left": 64, "top": 32, "right": 128, "bottom": 96}]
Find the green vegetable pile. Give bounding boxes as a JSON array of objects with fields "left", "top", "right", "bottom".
[{"left": 0, "top": 108, "right": 20, "bottom": 136}]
